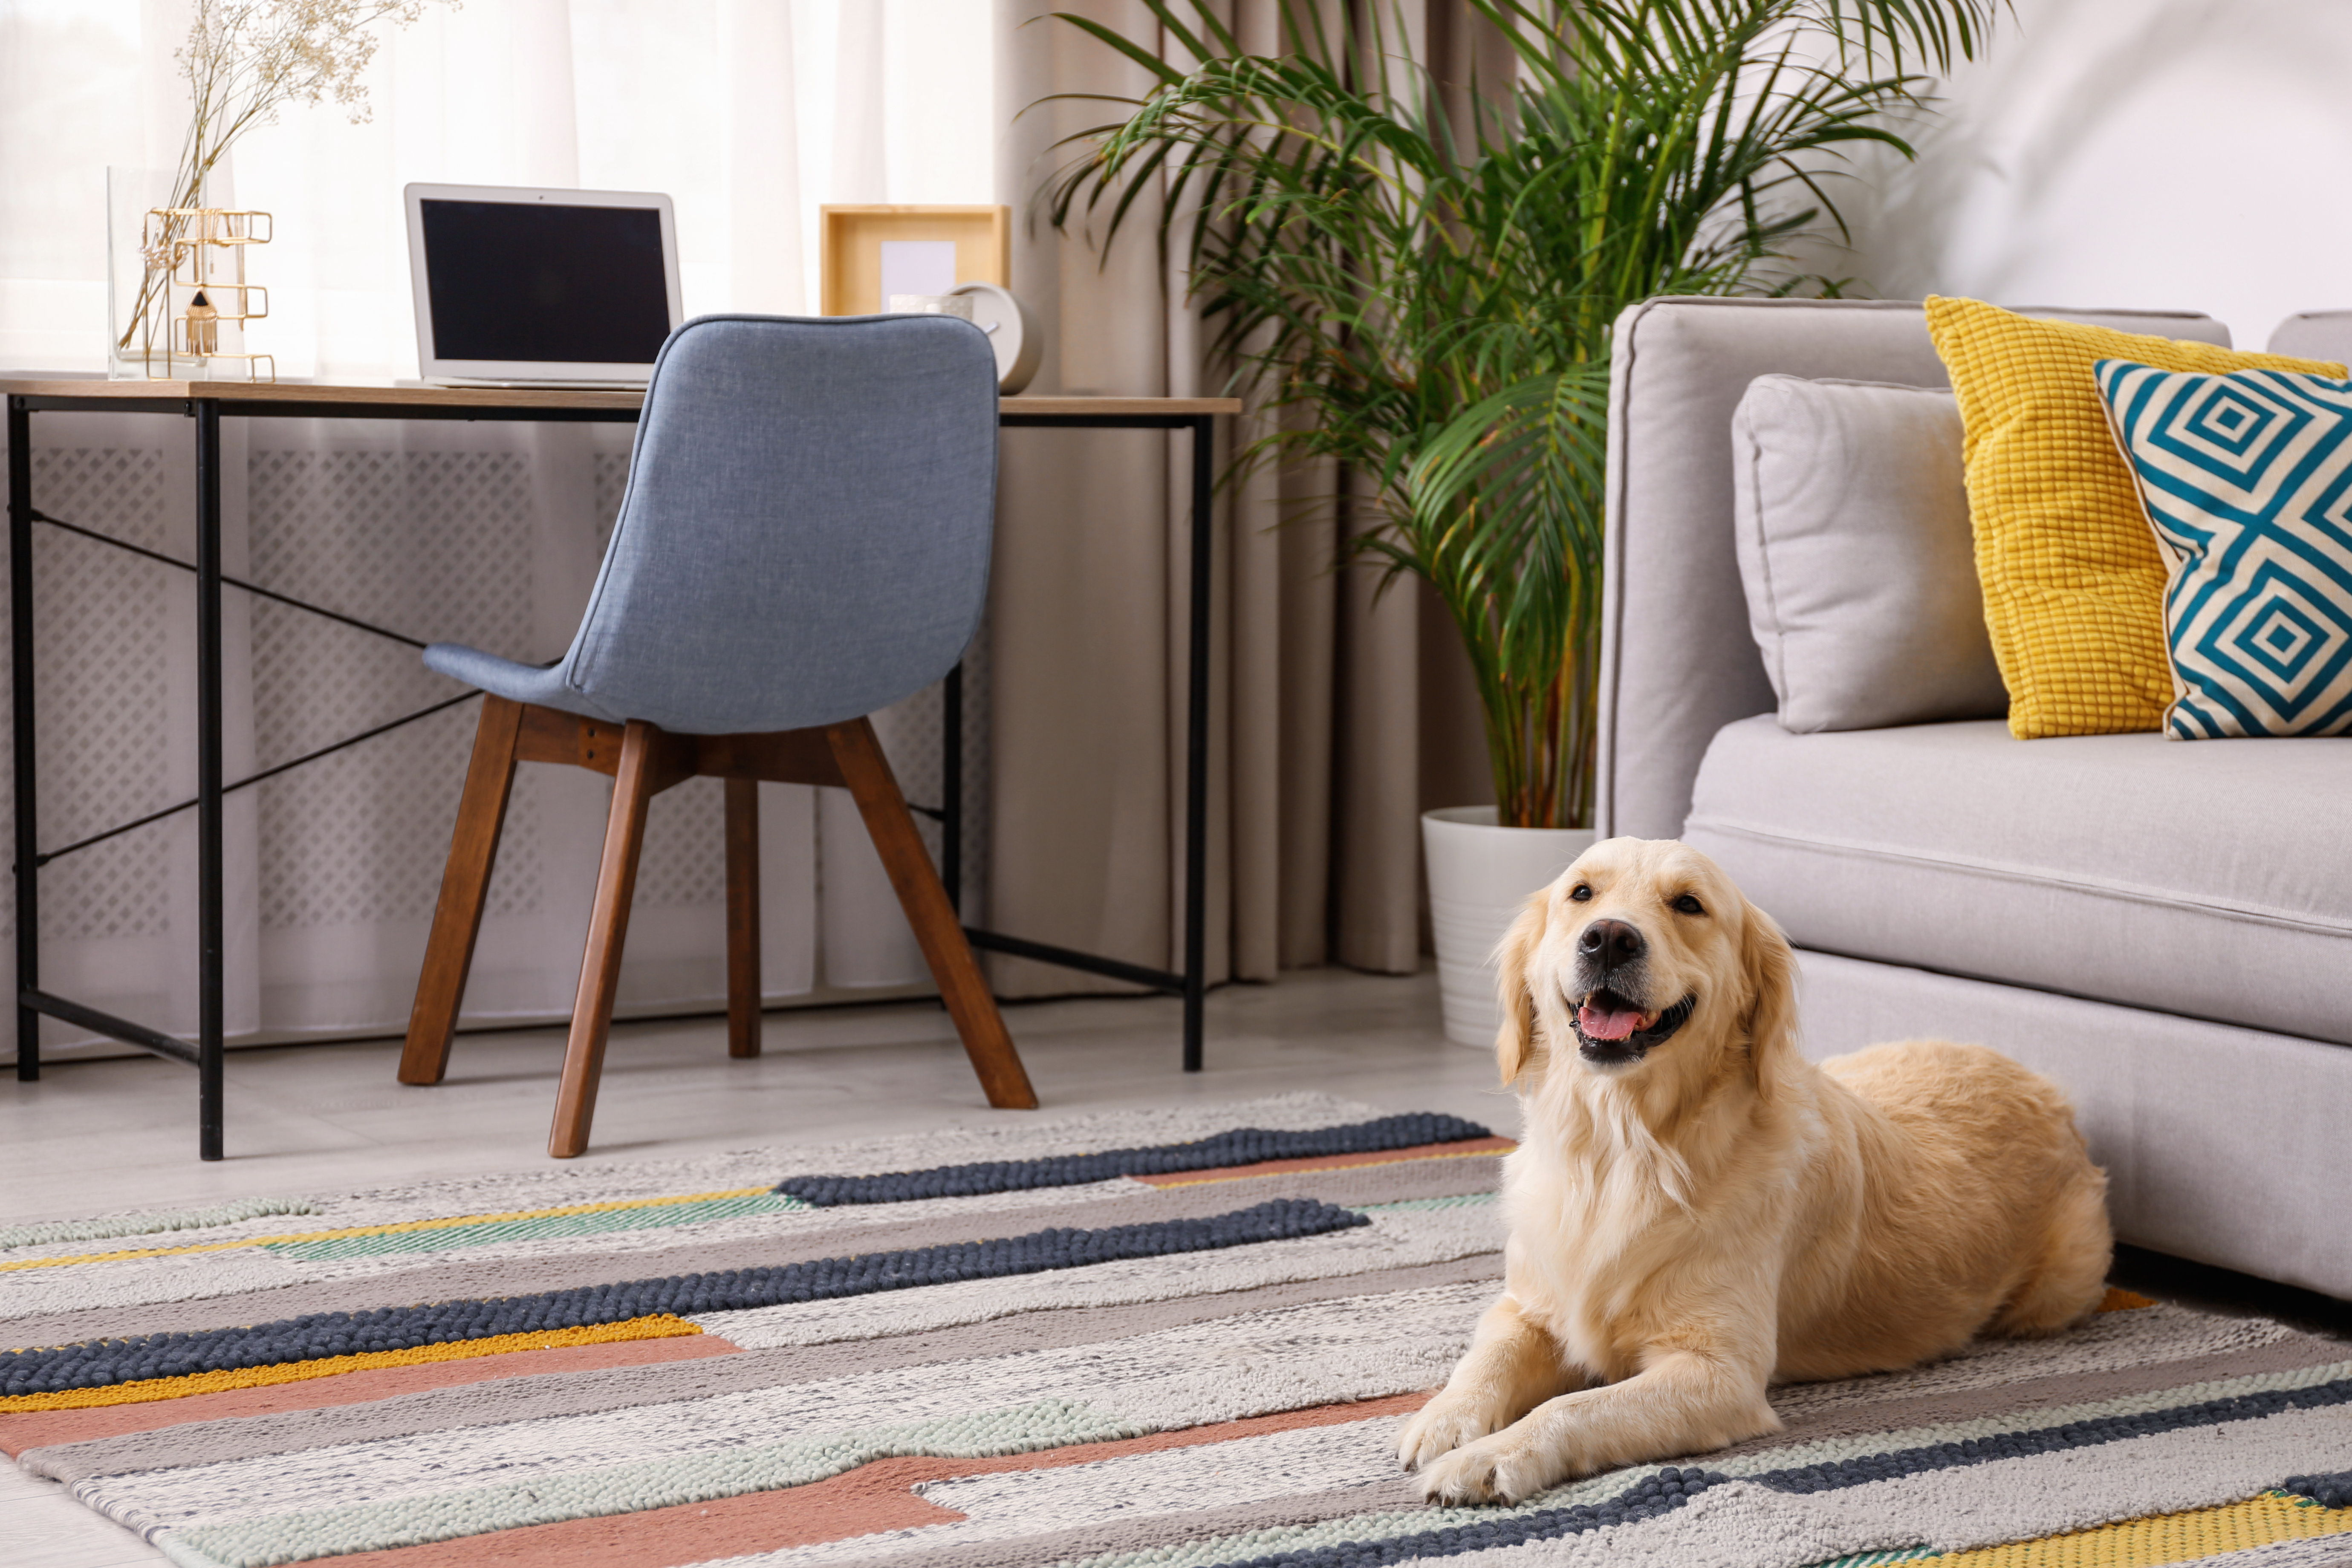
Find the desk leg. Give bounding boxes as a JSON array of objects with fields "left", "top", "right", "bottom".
[
  {"left": 194, "top": 401, "right": 224, "bottom": 1161},
  {"left": 9, "top": 398, "right": 36, "bottom": 1082},
  {"left": 1182, "top": 416, "right": 1213, "bottom": 1073}
]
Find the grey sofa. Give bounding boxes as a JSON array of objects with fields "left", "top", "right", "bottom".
[{"left": 1596, "top": 297, "right": 2352, "bottom": 1300}]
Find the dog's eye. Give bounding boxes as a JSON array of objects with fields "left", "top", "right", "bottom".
[
  {"left": 1569, "top": 884, "right": 1592, "bottom": 903},
  {"left": 1672, "top": 893, "right": 1705, "bottom": 915}
]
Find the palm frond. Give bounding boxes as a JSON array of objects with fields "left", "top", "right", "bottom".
[{"left": 1043, "top": 0, "right": 1999, "bottom": 826}]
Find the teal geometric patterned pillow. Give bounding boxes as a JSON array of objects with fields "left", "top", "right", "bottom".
[{"left": 2094, "top": 359, "right": 2352, "bottom": 738}]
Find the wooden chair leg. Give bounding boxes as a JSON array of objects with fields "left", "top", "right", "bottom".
[
  {"left": 550, "top": 719, "right": 660, "bottom": 1158},
  {"left": 826, "top": 717, "right": 1038, "bottom": 1110},
  {"left": 725, "top": 777, "right": 761, "bottom": 1058},
  {"left": 399, "top": 696, "right": 524, "bottom": 1086}
]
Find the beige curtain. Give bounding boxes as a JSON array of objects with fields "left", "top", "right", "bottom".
[{"left": 985, "top": 0, "right": 1499, "bottom": 997}]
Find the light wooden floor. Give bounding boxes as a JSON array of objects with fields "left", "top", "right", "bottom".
[{"left": 0, "top": 969, "right": 1505, "bottom": 1567}]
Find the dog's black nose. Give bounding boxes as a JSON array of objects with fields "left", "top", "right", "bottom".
[{"left": 1579, "top": 918, "right": 1644, "bottom": 970}]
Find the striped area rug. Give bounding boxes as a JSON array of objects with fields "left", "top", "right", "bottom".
[{"left": 5, "top": 1093, "right": 2351, "bottom": 1568}]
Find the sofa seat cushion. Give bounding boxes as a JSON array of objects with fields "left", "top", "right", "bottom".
[{"left": 1682, "top": 716, "right": 2352, "bottom": 1046}]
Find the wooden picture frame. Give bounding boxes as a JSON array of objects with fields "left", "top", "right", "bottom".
[{"left": 818, "top": 205, "right": 1011, "bottom": 316}]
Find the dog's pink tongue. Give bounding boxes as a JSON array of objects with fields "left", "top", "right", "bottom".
[{"left": 1578, "top": 1003, "right": 1646, "bottom": 1041}]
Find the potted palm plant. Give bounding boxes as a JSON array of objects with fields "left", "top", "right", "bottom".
[{"left": 1047, "top": 0, "right": 1999, "bottom": 1043}]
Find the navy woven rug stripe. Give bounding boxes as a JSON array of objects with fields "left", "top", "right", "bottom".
[
  {"left": 0, "top": 1198, "right": 1368, "bottom": 1397},
  {"left": 1218, "top": 1380, "right": 2352, "bottom": 1568},
  {"left": 1211, "top": 1467, "right": 1723, "bottom": 1568},
  {"left": 773, "top": 1112, "right": 1494, "bottom": 1206},
  {"left": 1753, "top": 1377, "right": 2352, "bottom": 1494}
]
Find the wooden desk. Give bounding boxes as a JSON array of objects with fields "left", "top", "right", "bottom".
[{"left": 3, "top": 377, "right": 1240, "bottom": 1158}]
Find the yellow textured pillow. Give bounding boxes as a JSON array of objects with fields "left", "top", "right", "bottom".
[{"left": 1923, "top": 297, "right": 2345, "bottom": 738}]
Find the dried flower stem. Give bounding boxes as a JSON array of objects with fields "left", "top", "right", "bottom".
[{"left": 119, "top": 0, "right": 450, "bottom": 351}]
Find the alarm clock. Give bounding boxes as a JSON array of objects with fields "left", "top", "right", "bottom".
[{"left": 949, "top": 282, "right": 1041, "bottom": 395}]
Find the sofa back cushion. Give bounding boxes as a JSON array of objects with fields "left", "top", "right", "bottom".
[
  {"left": 1601, "top": 297, "right": 2231, "bottom": 841},
  {"left": 1731, "top": 375, "right": 2006, "bottom": 732}
]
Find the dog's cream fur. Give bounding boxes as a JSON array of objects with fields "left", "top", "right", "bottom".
[{"left": 1398, "top": 837, "right": 2112, "bottom": 1505}]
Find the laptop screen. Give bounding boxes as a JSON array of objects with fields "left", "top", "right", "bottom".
[{"left": 418, "top": 198, "right": 672, "bottom": 365}]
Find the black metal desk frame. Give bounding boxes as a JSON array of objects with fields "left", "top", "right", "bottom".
[{"left": 6, "top": 385, "right": 1221, "bottom": 1159}]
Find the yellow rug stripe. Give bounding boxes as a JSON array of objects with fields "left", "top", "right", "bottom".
[
  {"left": 1927, "top": 1493, "right": 2352, "bottom": 1568},
  {"left": 0, "top": 1314, "right": 702, "bottom": 1412},
  {"left": 0, "top": 1189, "right": 776, "bottom": 1273},
  {"left": 1144, "top": 1145, "right": 1517, "bottom": 1189}
]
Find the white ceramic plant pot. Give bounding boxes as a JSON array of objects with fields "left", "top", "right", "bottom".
[{"left": 1422, "top": 806, "right": 1595, "bottom": 1049}]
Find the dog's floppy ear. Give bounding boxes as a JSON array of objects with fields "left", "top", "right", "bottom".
[
  {"left": 1493, "top": 893, "right": 1550, "bottom": 1086},
  {"left": 1738, "top": 897, "right": 1801, "bottom": 1105}
]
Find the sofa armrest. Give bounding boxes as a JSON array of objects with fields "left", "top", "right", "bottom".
[{"left": 1594, "top": 296, "right": 2229, "bottom": 840}]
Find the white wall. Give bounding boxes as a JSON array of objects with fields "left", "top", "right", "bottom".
[{"left": 1803, "top": 0, "right": 2352, "bottom": 352}]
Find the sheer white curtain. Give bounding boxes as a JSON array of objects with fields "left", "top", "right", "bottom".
[{"left": 0, "top": 0, "right": 999, "bottom": 1058}]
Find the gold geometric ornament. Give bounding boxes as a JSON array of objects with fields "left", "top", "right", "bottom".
[{"left": 124, "top": 205, "right": 275, "bottom": 383}]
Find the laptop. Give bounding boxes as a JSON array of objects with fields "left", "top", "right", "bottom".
[{"left": 404, "top": 183, "right": 683, "bottom": 387}]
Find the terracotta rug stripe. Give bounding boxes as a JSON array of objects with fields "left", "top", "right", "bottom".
[
  {"left": 92, "top": 1334, "right": 2352, "bottom": 1560},
  {"left": 152, "top": 1398, "right": 1158, "bottom": 1565},
  {"left": 300, "top": 1396, "right": 1435, "bottom": 1568}
]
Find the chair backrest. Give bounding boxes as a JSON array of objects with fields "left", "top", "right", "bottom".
[{"left": 555, "top": 313, "right": 999, "bottom": 735}]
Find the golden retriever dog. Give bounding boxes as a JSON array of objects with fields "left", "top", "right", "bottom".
[{"left": 1398, "top": 837, "right": 2111, "bottom": 1505}]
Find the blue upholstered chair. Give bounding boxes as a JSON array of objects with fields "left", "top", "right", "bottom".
[{"left": 398, "top": 314, "right": 1037, "bottom": 1157}]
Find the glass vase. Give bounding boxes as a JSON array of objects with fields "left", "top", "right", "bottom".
[
  {"left": 106, "top": 167, "right": 273, "bottom": 381},
  {"left": 107, "top": 166, "right": 178, "bottom": 378}
]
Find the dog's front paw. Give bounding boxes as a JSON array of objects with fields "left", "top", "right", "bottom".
[
  {"left": 1396, "top": 1391, "right": 1503, "bottom": 1473},
  {"left": 1414, "top": 1425, "right": 1569, "bottom": 1507}
]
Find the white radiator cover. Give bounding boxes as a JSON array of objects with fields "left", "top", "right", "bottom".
[{"left": 0, "top": 414, "right": 982, "bottom": 1058}]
